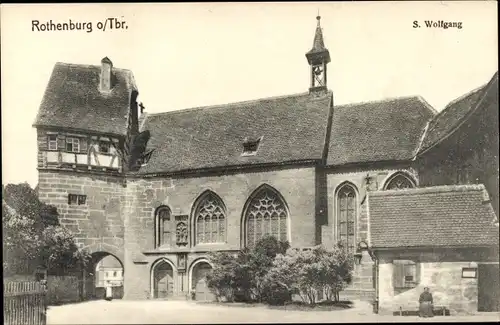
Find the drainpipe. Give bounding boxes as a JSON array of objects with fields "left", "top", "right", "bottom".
[{"left": 373, "top": 253, "right": 379, "bottom": 314}]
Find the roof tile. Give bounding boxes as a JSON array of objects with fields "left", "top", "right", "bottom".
[
  {"left": 137, "top": 92, "right": 332, "bottom": 174},
  {"left": 327, "top": 96, "right": 435, "bottom": 165},
  {"left": 369, "top": 184, "right": 499, "bottom": 248},
  {"left": 418, "top": 72, "right": 498, "bottom": 153},
  {"left": 33, "top": 62, "right": 137, "bottom": 136}
]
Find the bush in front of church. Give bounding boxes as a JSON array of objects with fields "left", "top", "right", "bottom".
[
  {"left": 206, "top": 236, "right": 289, "bottom": 303},
  {"left": 261, "top": 243, "right": 354, "bottom": 305}
]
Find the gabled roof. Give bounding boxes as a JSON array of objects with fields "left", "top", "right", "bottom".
[
  {"left": 369, "top": 184, "right": 499, "bottom": 249},
  {"left": 417, "top": 72, "right": 499, "bottom": 155},
  {"left": 33, "top": 62, "right": 137, "bottom": 136},
  {"left": 326, "top": 96, "right": 435, "bottom": 166},
  {"left": 136, "top": 92, "right": 333, "bottom": 174}
]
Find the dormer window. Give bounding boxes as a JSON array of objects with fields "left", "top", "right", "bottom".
[
  {"left": 242, "top": 136, "right": 262, "bottom": 156},
  {"left": 99, "top": 141, "right": 110, "bottom": 154},
  {"left": 66, "top": 137, "right": 80, "bottom": 153}
]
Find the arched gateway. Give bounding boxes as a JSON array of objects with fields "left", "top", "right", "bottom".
[{"left": 82, "top": 243, "right": 124, "bottom": 300}]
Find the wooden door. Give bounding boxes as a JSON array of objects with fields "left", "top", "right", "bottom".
[
  {"left": 154, "top": 263, "right": 174, "bottom": 299},
  {"left": 194, "top": 264, "right": 215, "bottom": 301},
  {"left": 478, "top": 264, "right": 500, "bottom": 312}
]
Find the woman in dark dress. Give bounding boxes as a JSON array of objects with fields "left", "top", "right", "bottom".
[{"left": 419, "top": 287, "right": 434, "bottom": 317}]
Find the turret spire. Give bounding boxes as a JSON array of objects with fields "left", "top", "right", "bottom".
[{"left": 305, "top": 15, "right": 331, "bottom": 94}]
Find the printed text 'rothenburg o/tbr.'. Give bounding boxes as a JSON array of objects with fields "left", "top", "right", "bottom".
[{"left": 32, "top": 18, "right": 128, "bottom": 33}]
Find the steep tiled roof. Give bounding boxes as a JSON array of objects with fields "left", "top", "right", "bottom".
[
  {"left": 33, "top": 62, "right": 137, "bottom": 136},
  {"left": 418, "top": 72, "right": 498, "bottom": 154},
  {"left": 369, "top": 184, "right": 499, "bottom": 248},
  {"left": 136, "top": 92, "right": 333, "bottom": 174},
  {"left": 326, "top": 96, "right": 435, "bottom": 166}
]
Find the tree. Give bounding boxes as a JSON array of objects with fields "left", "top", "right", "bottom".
[
  {"left": 2, "top": 183, "right": 90, "bottom": 277},
  {"left": 2, "top": 200, "right": 42, "bottom": 276},
  {"left": 40, "top": 226, "right": 91, "bottom": 274}
]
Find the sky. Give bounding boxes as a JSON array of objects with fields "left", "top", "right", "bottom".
[{"left": 1, "top": 2, "right": 498, "bottom": 188}]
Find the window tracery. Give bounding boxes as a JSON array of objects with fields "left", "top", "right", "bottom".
[{"left": 245, "top": 186, "right": 288, "bottom": 248}]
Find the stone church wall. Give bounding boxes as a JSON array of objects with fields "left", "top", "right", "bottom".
[{"left": 122, "top": 166, "right": 318, "bottom": 299}]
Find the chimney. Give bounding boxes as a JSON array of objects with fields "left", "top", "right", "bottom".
[{"left": 100, "top": 57, "right": 113, "bottom": 92}]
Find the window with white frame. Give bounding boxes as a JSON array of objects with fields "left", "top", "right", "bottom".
[
  {"left": 47, "top": 135, "right": 58, "bottom": 150},
  {"left": 66, "top": 137, "right": 80, "bottom": 153}
]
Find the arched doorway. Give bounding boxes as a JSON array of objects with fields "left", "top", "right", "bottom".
[
  {"left": 190, "top": 260, "right": 215, "bottom": 301},
  {"left": 84, "top": 252, "right": 124, "bottom": 300},
  {"left": 152, "top": 259, "right": 175, "bottom": 299}
]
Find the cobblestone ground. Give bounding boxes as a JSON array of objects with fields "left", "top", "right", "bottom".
[{"left": 47, "top": 300, "right": 500, "bottom": 324}]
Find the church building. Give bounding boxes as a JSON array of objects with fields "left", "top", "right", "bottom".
[{"left": 33, "top": 16, "right": 499, "bottom": 313}]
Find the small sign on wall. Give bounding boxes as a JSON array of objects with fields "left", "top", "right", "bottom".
[{"left": 462, "top": 267, "right": 477, "bottom": 279}]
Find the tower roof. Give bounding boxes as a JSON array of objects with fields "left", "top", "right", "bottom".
[{"left": 306, "top": 15, "right": 331, "bottom": 64}]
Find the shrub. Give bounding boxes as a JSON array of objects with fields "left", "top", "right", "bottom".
[
  {"left": 262, "top": 244, "right": 354, "bottom": 305},
  {"left": 206, "top": 236, "right": 290, "bottom": 303},
  {"left": 206, "top": 251, "right": 239, "bottom": 302}
]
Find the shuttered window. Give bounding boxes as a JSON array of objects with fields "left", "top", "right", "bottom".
[
  {"left": 393, "top": 260, "right": 420, "bottom": 289},
  {"left": 66, "top": 137, "right": 80, "bottom": 153}
]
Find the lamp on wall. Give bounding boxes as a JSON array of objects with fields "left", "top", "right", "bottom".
[{"left": 354, "top": 241, "right": 371, "bottom": 264}]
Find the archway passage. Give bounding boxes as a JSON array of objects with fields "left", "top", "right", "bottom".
[
  {"left": 152, "top": 260, "right": 174, "bottom": 299},
  {"left": 84, "top": 252, "right": 124, "bottom": 300},
  {"left": 192, "top": 261, "right": 215, "bottom": 301}
]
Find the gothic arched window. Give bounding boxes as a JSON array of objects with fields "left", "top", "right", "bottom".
[
  {"left": 385, "top": 173, "right": 416, "bottom": 190},
  {"left": 244, "top": 185, "right": 288, "bottom": 248},
  {"left": 156, "top": 206, "right": 172, "bottom": 248},
  {"left": 194, "top": 192, "right": 226, "bottom": 245},
  {"left": 337, "top": 184, "right": 357, "bottom": 254}
]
